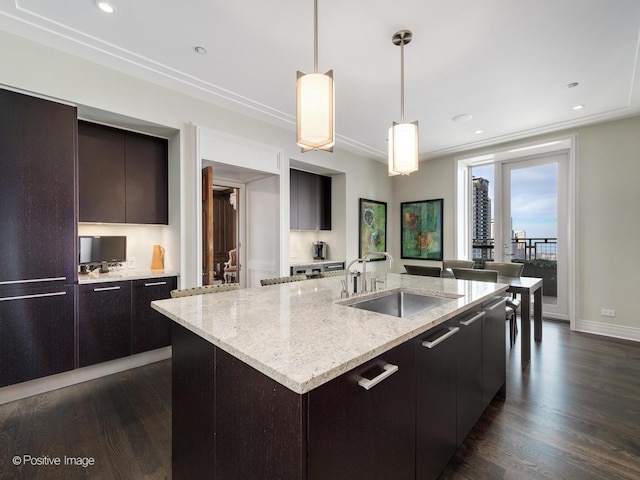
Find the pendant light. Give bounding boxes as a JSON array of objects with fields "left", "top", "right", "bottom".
[
  {"left": 388, "top": 30, "right": 419, "bottom": 176},
  {"left": 296, "top": 0, "right": 335, "bottom": 153}
]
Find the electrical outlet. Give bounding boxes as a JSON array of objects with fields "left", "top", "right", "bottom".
[
  {"left": 601, "top": 308, "right": 615, "bottom": 317},
  {"left": 127, "top": 257, "right": 136, "bottom": 269},
  {"left": 291, "top": 251, "right": 297, "bottom": 258}
]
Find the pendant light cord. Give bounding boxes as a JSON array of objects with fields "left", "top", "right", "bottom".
[
  {"left": 314, "top": 0, "right": 318, "bottom": 74},
  {"left": 400, "top": 32, "right": 405, "bottom": 123}
]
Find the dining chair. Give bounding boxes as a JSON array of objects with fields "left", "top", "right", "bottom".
[
  {"left": 223, "top": 248, "right": 238, "bottom": 283},
  {"left": 170, "top": 283, "right": 240, "bottom": 298},
  {"left": 486, "top": 262, "right": 524, "bottom": 277},
  {"left": 442, "top": 259, "right": 474, "bottom": 270},
  {"left": 452, "top": 267, "right": 518, "bottom": 348},
  {"left": 404, "top": 264, "right": 442, "bottom": 277},
  {"left": 260, "top": 274, "right": 308, "bottom": 286}
]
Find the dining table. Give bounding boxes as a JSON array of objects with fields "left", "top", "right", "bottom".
[{"left": 442, "top": 269, "right": 543, "bottom": 365}]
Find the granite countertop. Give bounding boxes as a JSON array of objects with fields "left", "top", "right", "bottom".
[
  {"left": 78, "top": 269, "right": 180, "bottom": 284},
  {"left": 151, "top": 273, "right": 507, "bottom": 394}
]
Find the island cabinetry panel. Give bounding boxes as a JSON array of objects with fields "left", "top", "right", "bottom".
[
  {"left": 415, "top": 319, "right": 460, "bottom": 480},
  {"left": 78, "top": 120, "right": 168, "bottom": 224},
  {"left": 0, "top": 285, "right": 75, "bottom": 387},
  {"left": 290, "top": 169, "right": 331, "bottom": 230},
  {"left": 78, "top": 282, "right": 132, "bottom": 367},
  {"left": 455, "top": 306, "right": 485, "bottom": 446},
  {"left": 482, "top": 297, "right": 507, "bottom": 406},
  {"left": 307, "top": 342, "right": 416, "bottom": 480},
  {"left": 131, "top": 276, "right": 176, "bottom": 354}
]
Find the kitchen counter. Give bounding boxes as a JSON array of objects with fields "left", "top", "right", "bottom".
[
  {"left": 78, "top": 269, "right": 179, "bottom": 284},
  {"left": 151, "top": 273, "right": 507, "bottom": 394}
]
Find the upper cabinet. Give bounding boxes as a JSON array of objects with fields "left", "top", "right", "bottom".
[
  {"left": 290, "top": 169, "right": 331, "bottom": 231},
  {"left": 78, "top": 121, "right": 168, "bottom": 224}
]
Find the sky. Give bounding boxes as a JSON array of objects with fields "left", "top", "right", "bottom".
[{"left": 472, "top": 163, "right": 558, "bottom": 239}]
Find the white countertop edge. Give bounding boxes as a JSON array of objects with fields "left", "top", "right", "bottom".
[{"left": 78, "top": 270, "right": 179, "bottom": 284}]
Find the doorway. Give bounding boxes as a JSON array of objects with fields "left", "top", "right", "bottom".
[{"left": 457, "top": 136, "right": 576, "bottom": 324}]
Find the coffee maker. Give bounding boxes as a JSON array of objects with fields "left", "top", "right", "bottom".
[{"left": 313, "top": 241, "right": 327, "bottom": 260}]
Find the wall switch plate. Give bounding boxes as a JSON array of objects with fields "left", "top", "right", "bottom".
[
  {"left": 291, "top": 251, "right": 297, "bottom": 258},
  {"left": 127, "top": 257, "right": 136, "bottom": 269},
  {"left": 601, "top": 308, "right": 615, "bottom": 317}
]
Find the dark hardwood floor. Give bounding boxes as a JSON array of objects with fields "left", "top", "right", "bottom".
[{"left": 0, "top": 320, "right": 638, "bottom": 479}]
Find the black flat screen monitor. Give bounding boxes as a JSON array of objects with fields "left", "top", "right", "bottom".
[{"left": 79, "top": 236, "right": 127, "bottom": 266}]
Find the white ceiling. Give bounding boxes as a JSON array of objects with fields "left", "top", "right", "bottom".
[{"left": 1, "top": 0, "right": 639, "bottom": 161}]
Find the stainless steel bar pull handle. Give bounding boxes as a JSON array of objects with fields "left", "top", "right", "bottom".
[
  {"left": 486, "top": 298, "right": 506, "bottom": 311},
  {"left": 459, "top": 310, "right": 486, "bottom": 326},
  {"left": 93, "top": 286, "right": 121, "bottom": 292},
  {"left": 357, "top": 363, "right": 398, "bottom": 390},
  {"left": 0, "top": 291, "right": 66, "bottom": 302},
  {"left": 0, "top": 277, "right": 66, "bottom": 286},
  {"left": 422, "top": 326, "right": 460, "bottom": 349},
  {"left": 144, "top": 282, "right": 167, "bottom": 287}
]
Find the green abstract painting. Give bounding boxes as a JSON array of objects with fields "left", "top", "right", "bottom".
[
  {"left": 401, "top": 199, "right": 443, "bottom": 260},
  {"left": 359, "top": 198, "right": 387, "bottom": 260}
]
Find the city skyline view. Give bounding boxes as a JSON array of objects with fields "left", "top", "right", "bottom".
[{"left": 472, "top": 163, "right": 558, "bottom": 239}]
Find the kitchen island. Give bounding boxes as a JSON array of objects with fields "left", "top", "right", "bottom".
[{"left": 152, "top": 273, "right": 509, "bottom": 480}]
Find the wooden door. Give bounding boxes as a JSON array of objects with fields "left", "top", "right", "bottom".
[{"left": 202, "top": 166, "right": 214, "bottom": 285}]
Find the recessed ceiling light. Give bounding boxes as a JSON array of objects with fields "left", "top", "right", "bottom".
[
  {"left": 194, "top": 46, "right": 208, "bottom": 55},
  {"left": 452, "top": 113, "right": 473, "bottom": 123},
  {"left": 573, "top": 104, "right": 585, "bottom": 110},
  {"left": 474, "top": 130, "right": 484, "bottom": 135},
  {"left": 567, "top": 82, "right": 579, "bottom": 88},
  {"left": 96, "top": 1, "right": 116, "bottom": 13}
]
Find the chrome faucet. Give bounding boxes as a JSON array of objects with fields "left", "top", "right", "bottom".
[
  {"left": 342, "top": 252, "right": 393, "bottom": 298},
  {"left": 362, "top": 252, "right": 393, "bottom": 294}
]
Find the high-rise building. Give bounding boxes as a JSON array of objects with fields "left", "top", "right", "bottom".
[{"left": 472, "top": 177, "right": 492, "bottom": 261}]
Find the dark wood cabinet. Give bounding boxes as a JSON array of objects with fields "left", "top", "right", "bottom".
[
  {"left": 482, "top": 297, "right": 507, "bottom": 406},
  {"left": 415, "top": 319, "right": 460, "bottom": 480},
  {"left": 131, "top": 276, "right": 177, "bottom": 354},
  {"left": 290, "top": 169, "right": 331, "bottom": 230},
  {"left": 456, "top": 307, "right": 486, "bottom": 446},
  {"left": 78, "top": 282, "right": 132, "bottom": 367},
  {"left": 125, "top": 131, "right": 168, "bottom": 224},
  {"left": 78, "top": 121, "right": 168, "bottom": 224},
  {"left": 78, "top": 121, "right": 126, "bottom": 223},
  {"left": 307, "top": 342, "right": 416, "bottom": 480},
  {"left": 0, "top": 285, "right": 75, "bottom": 387},
  {"left": 0, "top": 88, "right": 77, "bottom": 286}
]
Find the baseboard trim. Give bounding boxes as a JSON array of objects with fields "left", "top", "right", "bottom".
[
  {"left": 575, "top": 319, "right": 640, "bottom": 343},
  {"left": 0, "top": 347, "right": 172, "bottom": 405}
]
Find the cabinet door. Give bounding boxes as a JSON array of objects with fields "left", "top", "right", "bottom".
[
  {"left": 0, "top": 89, "right": 77, "bottom": 284},
  {"left": 456, "top": 307, "right": 485, "bottom": 446},
  {"left": 78, "top": 282, "right": 132, "bottom": 367},
  {"left": 78, "top": 121, "right": 126, "bottom": 223},
  {"left": 0, "top": 285, "right": 75, "bottom": 387},
  {"left": 307, "top": 342, "right": 416, "bottom": 480},
  {"left": 318, "top": 174, "right": 332, "bottom": 230},
  {"left": 289, "top": 169, "right": 298, "bottom": 229},
  {"left": 483, "top": 297, "right": 507, "bottom": 407},
  {"left": 125, "top": 131, "right": 168, "bottom": 224},
  {"left": 131, "top": 276, "right": 177, "bottom": 354},
  {"left": 416, "top": 320, "right": 460, "bottom": 480},
  {"left": 296, "top": 170, "right": 318, "bottom": 230}
]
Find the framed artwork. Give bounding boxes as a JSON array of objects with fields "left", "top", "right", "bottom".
[
  {"left": 359, "top": 198, "right": 387, "bottom": 261},
  {"left": 401, "top": 199, "right": 443, "bottom": 260}
]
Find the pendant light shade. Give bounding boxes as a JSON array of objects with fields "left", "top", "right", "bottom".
[
  {"left": 297, "top": 71, "right": 334, "bottom": 152},
  {"left": 296, "top": 0, "right": 334, "bottom": 153},
  {"left": 388, "top": 30, "right": 419, "bottom": 176}
]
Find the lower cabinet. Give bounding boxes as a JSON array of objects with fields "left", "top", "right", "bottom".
[
  {"left": 78, "top": 282, "right": 132, "bottom": 367},
  {"left": 455, "top": 306, "right": 485, "bottom": 446},
  {"left": 483, "top": 297, "right": 507, "bottom": 406},
  {"left": 0, "top": 285, "right": 75, "bottom": 388},
  {"left": 307, "top": 342, "right": 416, "bottom": 480},
  {"left": 78, "top": 275, "right": 176, "bottom": 368},
  {"left": 416, "top": 319, "right": 460, "bottom": 480},
  {"left": 131, "top": 276, "right": 177, "bottom": 354}
]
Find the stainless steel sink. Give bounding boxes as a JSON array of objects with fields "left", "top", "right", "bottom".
[{"left": 346, "top": 290, "right": 456, "bottom": 318}]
